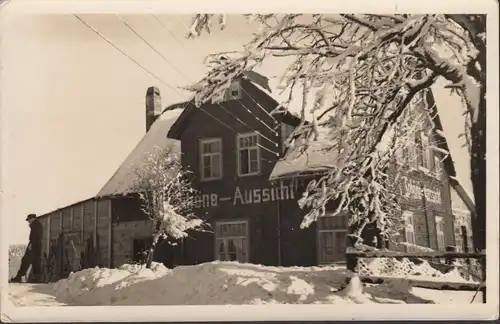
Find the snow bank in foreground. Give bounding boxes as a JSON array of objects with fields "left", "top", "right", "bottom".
[
  {"left": 52, "top": 262, "right": 169, "bottom": 303},
  {"left": 52, "top": 261, "right": 350, "bottom": 305},
  {"left": 44, "top": 261, "right": 480, "bottom": 306}
]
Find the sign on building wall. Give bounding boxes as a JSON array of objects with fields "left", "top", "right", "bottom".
[
  {"left": 400, "top": 176, "right": 442, "bottom": 204},
  {"left": 193, "top": 181, "right": 297, "bottom": 209}
]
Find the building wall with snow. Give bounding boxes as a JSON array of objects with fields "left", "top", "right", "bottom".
[{"left": 36, "top": 198, "right": 112, "bottom": 278}]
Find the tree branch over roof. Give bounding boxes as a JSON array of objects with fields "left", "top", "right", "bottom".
[{"left": 186, "top": 14, "right": 487, "bottom": 252}]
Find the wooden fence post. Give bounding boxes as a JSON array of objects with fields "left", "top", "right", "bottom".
[
  {"left": 346, "top": 236, "right": 358, "bottom": 273},
  {"left": 445, "top": 245, "right": 456, "bottom": 265}
]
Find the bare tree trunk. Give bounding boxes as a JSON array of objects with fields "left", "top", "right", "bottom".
[
  {"left": 468, "top": 82, "right": 486, "bottom": 303},
  {"left": 145, "top": 220, "right": 162, "bottom": 269},
  {"left": 469, "top": 86, "right": 486, "bottom": 254},
  {"left": 444, "top": 18, "right": 486, "bottom": 252}
]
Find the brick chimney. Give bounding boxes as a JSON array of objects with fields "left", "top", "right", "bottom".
[{"left": 146, "top": 86, "right": 161, "bottom": 132}]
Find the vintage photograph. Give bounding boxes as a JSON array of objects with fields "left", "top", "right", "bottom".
[{"left": 1, "top": 3, "right": 495, "bottom": 316}]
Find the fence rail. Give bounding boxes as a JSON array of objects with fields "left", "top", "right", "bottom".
[
  {"left": 345, "top": 247, "right": 486, "bottom": 303},
  {"left": 345, "top": 248, "right": 486, "bottom": 259}
]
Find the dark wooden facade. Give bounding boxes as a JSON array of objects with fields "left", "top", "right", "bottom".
[{"left": 167, "top": 78, "right": 317, "bottom": 266}]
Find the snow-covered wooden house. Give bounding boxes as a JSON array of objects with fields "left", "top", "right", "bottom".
[{"left": 35, "top": 73, "right": 476, "bottom": 277}]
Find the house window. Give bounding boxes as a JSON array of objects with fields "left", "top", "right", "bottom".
[
  {"left": 420, "top": 133, "right": 434, "bottom": 171},
  {"left": 280, "top": 123, "right": 295, "bottom": 153},
  {"left": 237, "top": 132, "right": 260, "bottom": 176},
  {"left": 403, "top": 211, "right": 416, "bottom": 252},
  {"left": 434, "top": 156, "right": 442, "bottom": 178},
  {"left": 224, "top": 81, "right": 242, "bottom": 101},
  {"left": 317, "top": 213, "right": 348, "bottom": 264},
  {"left": 408, "top": 144, "right": 419, "bottom": 169},
  {"left": 215, "top": 220, "right": 249, "bottom": 263},
  {"left": 400, "top": 132, "right": 419, "bottom": 169},
  {"left": 435, "top": 216, "right": 446, "bottom": 251},
  {"left": 200, "top": 138, "right": 222, "bottom": 181}
]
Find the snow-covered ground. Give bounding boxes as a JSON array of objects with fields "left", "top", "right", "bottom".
[{"left": 8, "top": 260, "right": 482, "bottom": 306}]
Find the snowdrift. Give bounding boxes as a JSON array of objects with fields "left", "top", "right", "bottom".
[
  {"left": 38, "top": 260, "right": 480, "bottom": 306},
  {"left": 52, "top": 262, "right": 170, "bottom": 303}
]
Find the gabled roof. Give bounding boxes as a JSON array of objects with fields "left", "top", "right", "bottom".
[
  {"left": 268, "top": 89, "right": 476, "bottom": 215},
  {"left": 97, "top": 104, "right": 185, "bottom": 198}
]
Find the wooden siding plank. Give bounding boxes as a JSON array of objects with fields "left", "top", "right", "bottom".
[
  {"left": 62, "top": 208, "right": 72, "bottom": 232},
  {"left": 49, "top": 212, "right": 60, "bottom": 239},
  {"left": 81, "top": 203, "right": 84, "bottom": 241},
  {"left": 46, "top": 214, "right": 51, "bottom": 255},
  {"left": 72, "top": 204, "right": 82, "bottom": 231},
  {"left": 60, "top": 210, "right": 63, "bottom": 232},
  {"left": 108, "top": 200, "right": 112, "bottom": 268},
  {"left": 93, "top": 200, "right": 97, "bottom": 248},
  {"left": 96, "top": 200, "right": 110, "bottom": 267}
]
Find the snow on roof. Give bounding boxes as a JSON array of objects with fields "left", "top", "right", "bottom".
[
  {"left": 97, "top": 107, "right": 184, "bottom": 198},
  {"left": 269, "top": 127, "right": 338, "bottom": 180}
]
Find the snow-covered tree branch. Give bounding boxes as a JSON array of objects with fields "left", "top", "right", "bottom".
[
  {"left": 131, "top": 147, "right": 207, "bottom": 268},
  {"left": 186, "top": 14, "right": 486, "bottom": 255}
]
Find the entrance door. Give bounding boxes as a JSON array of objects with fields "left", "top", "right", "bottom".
[
  {"left": 318, "top": 230, "right": 347, "bottom": 264},
  {"left": 317, "top": 213, "right": 348, "bottom": 264},
  {"left": 64, "top": 232, "right": 83, "bottom": 273},
  {"left": 215, "top": 220, "right": 249, "bottom": 263}
]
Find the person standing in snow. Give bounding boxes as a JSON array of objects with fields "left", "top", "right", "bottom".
[{"left": 10, "top": 214, "right": 43, "bottom": 283}]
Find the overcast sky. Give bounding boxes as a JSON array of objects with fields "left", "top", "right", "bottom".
[{"left": 1, "top": 12, "right": 473, "bottom": 244}]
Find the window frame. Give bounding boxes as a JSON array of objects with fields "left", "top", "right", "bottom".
[
  {"left": 435, "top": 216, "right": 446, "bottom": 251},
  {"left": 433, "top": 155, "right": 442, "bottom": 179},
  {"left": 402, "top": 210, "right": 417, "bottom": 253},
  {"left": 399, "top": 131, "right": 419, "bottom": 170},
  {"left": 214, "top": 219, "right": 249, "bottom": 263},
  {"left": 199, "top": 137, "right": 223, "bottom": 181},
  {"left": 236, "top": 132, "right": 261, "bottom": 177},
  {"left": 419, "top": 132, "right": 434, "bottom": 173}
]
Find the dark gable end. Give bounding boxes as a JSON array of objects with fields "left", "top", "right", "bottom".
[{"left": 168, "top": 74, "right": 302, "bottom": 140}]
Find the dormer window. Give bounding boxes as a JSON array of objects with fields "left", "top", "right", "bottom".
[{"left": 224, "top": 80, "right": 242, "bottom": 101}]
